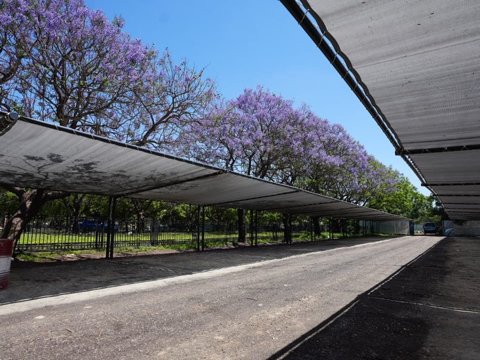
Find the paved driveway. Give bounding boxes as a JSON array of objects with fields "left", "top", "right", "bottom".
[{"left": 0, "top": 236, "right": 442, "bottom": 359}]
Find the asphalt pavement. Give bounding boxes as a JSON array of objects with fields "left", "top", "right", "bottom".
[
  {"left": 0, "top": 236, "right": 443, "bottom": 359},
  {"left": 270, "top": 237, "right": 480, "bottom": 360}
]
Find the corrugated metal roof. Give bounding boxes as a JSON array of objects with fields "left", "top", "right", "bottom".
[
  {"left": 284, "top": 0, "right": 480, "bottom": 220},
  {"left": 0, "top": 114, "right": 406, "bottom": 221}
]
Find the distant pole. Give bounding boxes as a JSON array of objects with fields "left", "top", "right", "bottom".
[
  {"left": 201, "top": 206, "right": 205, "bottom": 251},
  {"left": 196, "top": 206, "right": 201, "bottom": 252},
  {"left": 106, "top": 196, "right": 117, "bottom": 259},
  {"left": 249, "top": 210, "right": 254, "bottom": 246},
  {"left": 254, "top": 210, "right": 258, "bottom": 247},
  {"left": 329, "top": 218, "right": 333, "bottom": 239},
  {"left": 310, "top": 217, "right": 314, "bottom": 242}
]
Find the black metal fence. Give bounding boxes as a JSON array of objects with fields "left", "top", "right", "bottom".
[
  {"left": 16, "top": 211, "right": 378, "bottom": 253},
  {"left": 18, "top": 217, "right": 202, "bottom": 252},
  {"left": 15, "top": 214, "right": 337, "bottom": 253}
]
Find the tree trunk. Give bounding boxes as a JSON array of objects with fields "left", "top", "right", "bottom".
[
  {"left": 311, "top": 216, "right": 321, "bottom": 236},
  {"left": 283, "top": 213, "right": 292, "bottom": 245},
  {"left": 1, "top": 189, "right": 67, "bottom": 254},
  {"left": 354, "top": 220, "right": 360, "bottom": 236},
  {"left": 68, "top": 194, "right": 85, "bottom": 234},
  {"left": 249, "top": 209, "right": 254, "bottom": 246},
  {"left": 237, "top": 209, "right": 246, "bottom": 243},
  {"left": 136, "top": 211, "right": 145, "bottom": 234}
]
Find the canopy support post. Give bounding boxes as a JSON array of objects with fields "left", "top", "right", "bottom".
[
  {"left": 310, "top": 217, "right": 314, "bottom": 242},
  {"left": 329, "top": 218, "right": 333, "bottom": 239},
  {"left": 105, "top": 196, "right": 117, "bottom": 259},
  {"left": 254, "top": 210, "right": 258, "bottom": 247},
  {"left": 196, "top": 206, "right": 201, "bottom": 252},
  {"left": 201, "top": 206, "right": 205, "bottom": 251}
]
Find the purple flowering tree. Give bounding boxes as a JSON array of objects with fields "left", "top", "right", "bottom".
[
  {"left": 180, "top": 87, "right": 300, "bottom": 177},
  {"left": 0, "top": 0, "right": 33, "bottom": 88},
  {"left": 123, "top": 51, "right": 216, "bottom": 150},
  {"left": 0, "top": 0, "right": 214, "bottom": 245},
  {"left": 12, "top": 1, "right": 150, "bottom": 129},
  {"left": 179, "top": 87, "right": 402, "bottom": 241},
  {"left": 1, "top": 0, "right": 151, "bottom": 243},
  {"left": 178, "top": 87, "right": 305, "bottom": 242},
  {"left": 179, "top": 87, "right": 358, "bottom": 242},
  {"left": 304, "top": 123, "right": 371, "bottom": 203}
]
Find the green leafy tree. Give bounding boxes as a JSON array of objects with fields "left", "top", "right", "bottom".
[{"left": 368, "top": 176, "right": 438, "bottom": 222}]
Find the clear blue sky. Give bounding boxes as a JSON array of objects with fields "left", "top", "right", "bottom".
[{"left": 86, "top": 0, "right": 429, "bottom": 195}]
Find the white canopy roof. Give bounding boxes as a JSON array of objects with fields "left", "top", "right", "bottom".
[
  {"left": 282, "top": 0, "right": 480, "bottom": 220},
  {"left": 0, "top": 115, "right": 405, "bottom": 221}
]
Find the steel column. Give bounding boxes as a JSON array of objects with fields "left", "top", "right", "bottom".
[
  {"left": 249, "top": 210, "right": 254, "bottom": 246},
  {"left": 254, "top": 210, "right": 258, "bottom": 247},
  {"left": 201, "top": 206, "right": 205, "bottom": 251},
  {"left": 105, "top": 196, "right": 117, "bottom": 259},
  {"left": 196, "top": 206, "right": 201, "bottom": 252},
  {"left": 329, "top": 218, "right": 333, "bottom": 239}
]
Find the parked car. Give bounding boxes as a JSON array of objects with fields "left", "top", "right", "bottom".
[
  {"left": 78, "top": 220, "right": 100, "bottom": 232},
  {"left": 78, "top": 220, "right": 118, "bottom": 233},
  {"left": 423, "top": 222, "right": 438, "bottom": 235}
]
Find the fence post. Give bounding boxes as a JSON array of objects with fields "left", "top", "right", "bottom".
[
  {"left": 196, "top": 206, "right": 201, "bottom": 252},
  {"left": 309, "top": 216, "right": 315, "bottom": 241},
  {"left": 105, "top": 196, "right": 117, "bottom": 259},
  {"left": 283, "top": 213, "right": 292, "bottom": 245},
  {"left": 329, "top": 218, "right": 333, "bottom": 239},
  {"left": 201, "top": 206, "right": 205, "bottom": 251},
  {"left": 249, "top": 210, "right": 254, "bottom": 246},
  {"left": 95, "top": 220, "right": 99, "bottom": 249},
  {"left": 255, "top": 210, "right": 258, "bottom": 246}
]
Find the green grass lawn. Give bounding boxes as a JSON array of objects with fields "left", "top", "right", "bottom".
[
  {"left": 19, "top": 231, "right": 313, "bottom": 243},
  {"left": 19, "top": 230, "right": 334, "bottom": 244},
  {"left": 14, "top": 230, "right": 372, "bottom": 262},
  {"left": 16, "top": 229, "right": 352, "bottom": 260}
]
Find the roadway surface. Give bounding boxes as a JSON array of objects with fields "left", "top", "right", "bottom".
[
  {"left": 0, "top": 236, "right": 441, "bottom": 359},
  {"left": 272, "top": 236, "right": 480, "bottom": 359}
]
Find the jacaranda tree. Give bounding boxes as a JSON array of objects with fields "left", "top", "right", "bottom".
[
  {"left": 178, "top": 87, "right": 395, "bottom": 242},
  {"left": 124, "top": 51, "right": 216, "bottom": 150},
  {"left": 0, "top": 0, "right": 215, "bottom": 245}
]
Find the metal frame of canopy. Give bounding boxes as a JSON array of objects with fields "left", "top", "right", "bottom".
[
  {"left": 281, "top": 0, "right": 480, "bottom": 221},
  {"left": 0, "top": 110, "right": 407, "bottom": 257}
]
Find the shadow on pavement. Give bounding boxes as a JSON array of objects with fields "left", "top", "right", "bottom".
[
  {"left": 269, "top": 237, "right": 480, "bottom": 360},
  {"left": 1, "top": 237, "right": 390, "bottom": 305}
]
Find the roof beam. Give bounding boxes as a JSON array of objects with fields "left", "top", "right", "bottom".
[
  {"left": 438, "top": 194, "right": 480, "bottom": 197},
  {"left": 279, "top": 0, "right": 402, "bottom": 152},
  {"left": 264, "top": 200, "right": 339, "bottom": 212},
  {"left": 294, "top": 208, "right": 393, "bottom": 217},
  {"left": 280, "top": 1, "right": 437, "bottom": 191},
  {"left": 396, "top": 144, "right": 480, "bottom": 155},
  {"left": 423, "top": 182, "right": 480, "bottom": 187},
  {"left": 119, "top": 170, "right": 226, "bottom": 197},
  {"left": 206, "top": 190, "right": 301, "bottom": 207},
  {"left": 443, "top": 203, "right": 480, "bottom": 206},
  {"left": 0, "top": 115, "right": 407, "bottom": 222}
]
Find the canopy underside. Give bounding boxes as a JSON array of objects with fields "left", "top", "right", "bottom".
[
  {"left": 0, "top": 116, "right": 405, "bottom": 222},
  {"left": 284, "top": 0, "right": 480, "bottom": 220}
]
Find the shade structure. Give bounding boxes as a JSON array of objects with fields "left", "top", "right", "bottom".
[
  {"left": 282, "top": 0, "right": 480, "bottom": 220},
  {"left": 0, "top": 113, "right": 406, "bottom": 222}
]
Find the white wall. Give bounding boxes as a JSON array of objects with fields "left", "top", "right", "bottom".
[
  {"left": 371, "top": 220, "right": 410, "bottom": 235},
  {"left": 448, "top": 220, "right": 480, "bottom": 236}
]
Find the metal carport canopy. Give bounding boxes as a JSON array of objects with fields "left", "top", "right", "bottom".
[
  {"left": 281, "top": 0, "right": 480, "bottom": 220},
  {"left": 0, "top": 113, "right": 405, "bottom": 221}
]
